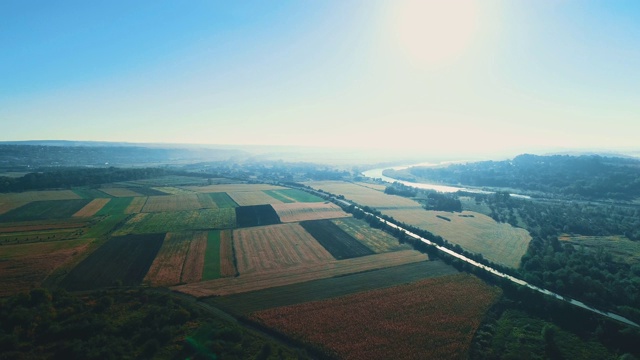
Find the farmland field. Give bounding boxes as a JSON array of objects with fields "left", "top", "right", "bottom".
[
  {"left": 384, "top": 209, "right": 531, "bottom": 268},
  {"left": 559, "top": 234, "right": 640, "bottom": 264},
  {"left": 264, "top": 189, "right": 324, "bottom": 203},
  {"left": 124, "top": 197, "right": 146, "bottom": 214},
  {"left": 124, "top": 186, "right": 168, "bottom": 196},
  {"left": 331, "top": 217, "right": 411, "bottom": 253},
  {"left": 252, "top": 274, "right": 501, "bottom": 360},
  {"left": 0, "top": 218, "right": 88, "bottom": 233},
  {"left": 202, "top": 230, "right": 222, "bottom": 280},
  {"left": 172, "top": 250, "right": 428, "bottom": 297},
  {"left": 207, "top": 192, "right": 238, "bottom": 208},
  {"left": 113, "top": 208, "right": 236, "bottom": 235},
  {"left": 73, "top": 198, "right": 110, "bottom": 217},
  {"left": 95, "top": 197, "right": 134, "bottom": 215},
  {"left": 196, "top": 193, "right": 218, "bottom": 209},
  {"left": 219, "top": 229, "right": 236, "bottom": 277},
  {"left": 235, "top": 205, "right": 281, "bottom": 228},
  {"left": 61, "top": 233, "right": 164, "bottom": 290},
  {"left": 0, "top": 201, "right": 29, "bottom": 215},
  {"left": 0, "top": 190, "right": 81, "bottom": 202},
  {"left": 272, "top": 202, "right": 350, "bottom": 223},
  {"left": 234, "top": 223, "right": 334, "bottom": 275},
  {"left": 72, "top": 188, "right": 114, "bottom": 199},
  {"left": 0, "top": 239, "right": 94, "bottom": 296},
  {"left": 183, "top": 183, "right": 286, "bottom": 193},
  {"left": 228, "top": 191, "right": 283, "bottom": 206},
  {"left": 304, "top": 181, "right": 422, "bottom": 209},
  {"left": 0, "top": 199, "right": 91, "bottom": 222},
  {"left": 207, "top": 260, "right": 458, "bottom": 315},
  {"left": 99, "top": 187, "right": 144, "bottom": 197},
  {"left": 144, "top": 232, "right": 192, "bottom": 286},
  {"left": 125, "top": 175, "right": 209, "bottom": 187},
  {"left": 152, "top": 186, "right": 196, "bottom": 195},
  {"left": 0, "top": 228, "right": 81, "bottom": 245},
  {"left": 300, "top": 220, "right": 374, "bottom": 259},
  {"left": 181, "top": 231, "right": 208, "bottom": 283},
  {"left": 141, "top": 194, "right": 203, "bottom": 212},
  {"left": 81, "top": 214, "right": 128, "bottom": 239}
]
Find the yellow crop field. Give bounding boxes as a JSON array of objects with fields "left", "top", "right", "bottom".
[
  {"left": 172, "top": 250, "right": 428, "bottom": 298},
  {"left": 234, "top": 223, "right": 334, "bottom": 275},
  {"left": 181, "top": 231, "right": 208, "bottom": 283},
  {"left": 304, "top": 181, "right": 422, "bottom": 209},
  {"left": 0, "top": 190, "right": 81, "bottom": 202},
  {"left": 384, "top": 209, "right": 531, "bottom": 268},
  {"left": 182, "top": 183, "right": 287, "bottom": 193},
  {"left": 99, "top": 187, "right": 144, "bottom": 197},
  {"left": 124, "top": 197, "right": 147, "bottom": 214},
  {"left": 141, "top": 194, "right": 203, "bottom": 212},
  {"left": 272, "top": 202, "right": 350, "bottom": 223},
  {"left": 73, "top": 198, "right": 111, "bottom": 217},
  {"left": 228, "top": 191, "right": 283, "bottom": 206},
  {"left": 144, "top": 232, "right": 190, "bottom": 286},
  {"left": 332, "top": 217, "right": 412, "bottom": 253}
]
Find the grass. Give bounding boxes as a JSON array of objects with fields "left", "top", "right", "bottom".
[
  {"left": 60, "top": 233, "right": 165, "bottom": 291},
  {"left": 207, "top": 260, "right": 458, "bottom": 315},
  {"left": 331, "top": 217, "right": 411, "bottom": 253},
  {"left": 0, "top": 199, "right": 91, "bottom": 222},
  {"left": 559, "top": 234, "right": 640, "bottom": 264},
  {"left": 72, "top": 188, "right": 114, "bottom": 199},
  {"left": 262, "top": 190, "right": 295, "bottom": 203},
  {"left": 300, "top": 219, "right": 374, "bottom": 260},
  {"left": 202, "top": 230, "right": 222, "bottom": 280},
  {"left": 81, "top": 214, "right": 128, "bottom": 239},
  {"left": 96, "top": 197, "right": 134, "bottom": 215},
  {"left": 207, "top": 192, "right": 238, "bottom": 208},
  {"left": 113, "top": 208, "right": 236, "bottom": 235},
  {"left": 384, "top": 209, "right": 531, "bottom": 268}
]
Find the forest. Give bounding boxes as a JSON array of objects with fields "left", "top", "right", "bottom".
[{"left": 386, "top": 154, "right": 640, "bottom": 200}]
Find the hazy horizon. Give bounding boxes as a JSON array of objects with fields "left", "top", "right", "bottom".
[{"left": 2, "top": 1, "right": 639, "bottom": 158}]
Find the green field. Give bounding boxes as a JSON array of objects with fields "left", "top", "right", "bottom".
[
  {"left": 72, "top": 188, "right": 114, "bottom": 199},
  {"left": 96, "top": 197, "right": 135, "bottom": 216},
  {"left": 207, "top": 261, "right": 457, "bottom": 315},
  {"left": 332, "top": 217, "right": 412, "bottom": 253},
  {"left": 0, "top": 199, "right": 91, "bottom": 221},
  {"left": 262, "top": 190, "right": 294, "bottom": 203},
  {"left": 208, "top": 192, "right": 238, "bottom": 208},
  {"left": 265, "top": 189, "right": 324, "bottom": 203},
  {"left": 559, "top": 234, "right": 640, "bottom": 264},
  {"left": 82, "top": 214, "right": 128, "bottom": 239},
  {"left": 202, "top": 230, "right": 222, "bottom": 280},
  {"left": 113, "top": 208, "right": 236, "bottom": 235}
]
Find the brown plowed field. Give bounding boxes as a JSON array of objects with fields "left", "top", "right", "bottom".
[
  {"left": 0, "top": 239, "right": 92, "bottom": 297},
  {"left": 180, "top": 231, "right": 208, "bottom": 283},
  {"left": 73, "top": 198, "right": 111, "bottom": 217},
  {"left": 234, "top": 223, "right": 334, "bottom": 275},
  {"left": 272, "top": 202, "right": 350, "bottom": 223},
  {"left": 228, "top": 191, "right": 283, "bottom": 206},
  {"left": 219, "top": 230, "right": 236, "bottom": 277},
  {"left": 141, "top": 194, "right": 202, "bottom": 212},
  {"left": 252, "top": 274, "right": 501, "bottom": 360},
  {"left": 144, "top": 232, "right": 191, "bottom": 286},
  {"left": 124, "top": 197, "right": 147, "bottom": 214},
  {"left": 0, "top": 201, "right": 29, "bottom": 215},
  {"left": 171, "top": 250, "right": 428, "bottom": 297}
]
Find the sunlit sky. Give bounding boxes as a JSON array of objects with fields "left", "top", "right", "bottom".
[{"left": 2, "top": 1, "right": 639, "bottom": 157}]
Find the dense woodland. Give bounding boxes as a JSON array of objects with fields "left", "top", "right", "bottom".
[
  {"left": 0, "top": 288, "right": 306, "bottom": 360},
  {"left": 386, "top": 154, "right": 640, "bottom": 200}
]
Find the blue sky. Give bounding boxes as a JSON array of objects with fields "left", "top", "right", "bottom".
[{"left": 2, "top": 1, "right": 639, "bottom": 157}]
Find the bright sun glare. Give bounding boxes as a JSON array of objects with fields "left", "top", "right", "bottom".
[{"left": 390, "top": 0, "right": 479, "bottom": 68}]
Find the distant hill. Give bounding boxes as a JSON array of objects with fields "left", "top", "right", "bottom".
[{"left": 386, "top": 154, "right": 640, "bottom": 200}]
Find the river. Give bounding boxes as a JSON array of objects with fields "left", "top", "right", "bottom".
[{"left": 362, "top": 163, "right": 531, "bottom": 199}]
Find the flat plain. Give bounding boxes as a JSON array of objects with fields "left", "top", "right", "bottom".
[
  {"left": 272, "top": 202, "right": 350, "bottom": 223},
  {"left": 304, "top": 181, "right": 423, "bottom": 209}
]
